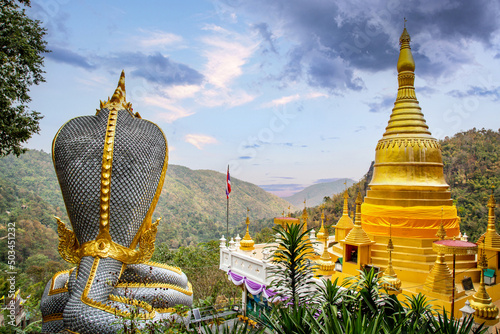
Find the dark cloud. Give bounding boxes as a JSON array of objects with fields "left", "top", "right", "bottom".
[
  {"left": 355, "top": 126, "right": 367, "bottom": 133},
  {"left": 448, "top": 86, "right": 500, "bottom": 101},
  {"left": 220, "top": 0, "right": 500, "bottom": 90},
  {"left": 252, "top": 22, "right": 277, "bottom": 54},
  {"left": 367, "top": 96, "right": 394, "bottom": 113},
  {"left": 238, "top": 156, "right": 252, "bottom": 159},
  {"left": 46, "top": 46, "right": 96, "bottom": 70},
  {"left": 43, "top": 47, "right": 204, "bottom": 87},
  {"left": 127, "top": 53, "right": 204, "bottom": 86}
]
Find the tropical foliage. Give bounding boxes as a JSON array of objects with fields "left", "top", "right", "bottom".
[
  {"left": 0, "top": 0, "right": 49, "bottom": 157},
  {"left": 267, "top": 223, "right": 316, "bottom": 305}
]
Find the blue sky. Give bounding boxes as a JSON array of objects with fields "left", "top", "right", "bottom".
[{"left": 24, "top": 0, "right": 500, "bottom": 197}]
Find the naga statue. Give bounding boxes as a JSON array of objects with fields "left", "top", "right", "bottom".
[{"left": 40, "top": 72, "right": 193, "bottom": 333}]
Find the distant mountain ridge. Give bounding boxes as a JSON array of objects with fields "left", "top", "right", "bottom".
[
  {"left": 0, "top": 150, "right": 293, "bottom": 247},
  {"left": 283, "top": 178, "right": 356, "bottom": 207}
]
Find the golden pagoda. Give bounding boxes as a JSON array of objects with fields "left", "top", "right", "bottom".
[
  {"left": 419, "top": 219, "right": 456, "bottom": 300},
  {"left": 316, "top": 207, "right": 327, "bottom": 243},
  {"left": 470, "top": 242, "right": 499, "bottom": 326},
  {"left": 360, "top": 26, "right": 468, "bottom": 284},
  {"left": 477, "top": 188, "right": 500, "bottom": 273},
  {"left": 316, "top": 226, "right": 335, "bottom": 276},
  {"left": 334, "top": 189, "right": 354, "bottom": 243},
  {"left": 341, "top": 192, "right": 374, "bottom": 273},
  {"left": 382, "top": 224, "right": 402, "bottom": 294},
  {"left": 240, "top": 208, "right": 255, "bottom": 251}
]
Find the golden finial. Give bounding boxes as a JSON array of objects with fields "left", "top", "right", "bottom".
[
  {"left": 355, "top": 191, "right": 362, "bottom": 205},
  {"left": 98, "top": 70, "right": 135, "bottom": 116},
  {"left": 436, "top": 207, "right": 446, "bottom": 240},
  {"left": 488, "top": 185, "right": 496, "bottom": 208},
  {"left": 240, "top": 208, "right": 254, "bottom": 251},
  {"left": 397, "top": 24, "right": 414, "bottom": 73}
]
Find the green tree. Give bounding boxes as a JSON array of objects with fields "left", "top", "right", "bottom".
[{"left": 0, "top": 0, "right": 49, "bottom": 157}]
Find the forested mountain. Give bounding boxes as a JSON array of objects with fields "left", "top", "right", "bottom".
[
  {"left": 283, "top": 178, "right": 355, "bottom": 207},
  {"left": 441, "top": 128, "right": 500, "bottom": 241},
  {"left": 0, "top": 150, "right": 292, "bottom": 247}
]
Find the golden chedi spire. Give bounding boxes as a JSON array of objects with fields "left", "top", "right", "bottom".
[
  {"left": 316, "top": 223, "right": 335, "bottom": 276},
  {"left": 301, "top": 199, "right": 308, "bottom": 232},
  {"left": 240, "top": 208, "right": 255, "bottom": 251},
  {"left": 316, "top": 206, "right": 326, "bottom": 243},
  {"left": 344, "top": 192, "right": 372, "bottom": 245},
  {"left": 362, "top": 25, "right": 459, "bottom": 239},
  {"left": 383, "top": 223, "right": 402, "bottom": 293},
  {"left": 477, "top": 187, "right": 500, "bottom": 249},
  {"left": 334, "top": 188, "right": 354, "bottom": 242},
  {"left": 469, "top": 242, "right": 499, "bottom": 325}
]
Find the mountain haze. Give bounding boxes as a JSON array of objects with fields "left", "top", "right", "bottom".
[{"left": 283, "top": 178, "right": 355, "bottom": 207}]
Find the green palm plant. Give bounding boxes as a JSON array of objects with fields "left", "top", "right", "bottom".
[
  {"left": 433, "top": 308, "right": 486, "bottom": 334},
  {"left": 268, "top": 223, "right": 317, "bottom": 306}
]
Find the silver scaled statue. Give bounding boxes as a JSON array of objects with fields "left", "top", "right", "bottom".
[{"left": 40, "top": 71, "right": 193, "bottom": 333}]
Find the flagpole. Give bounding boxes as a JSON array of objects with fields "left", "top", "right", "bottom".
[{"left": 227, "top": 195, "right": 229, "bottom": 240}]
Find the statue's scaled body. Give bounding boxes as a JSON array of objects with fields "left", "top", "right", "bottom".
[{"left": 40, "top": 72, "right": 192, "bottom": 333}]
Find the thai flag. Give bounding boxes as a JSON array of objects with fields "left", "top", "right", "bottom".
[{"left": 225, "top": 166, "right": 231, "bottom": 198}]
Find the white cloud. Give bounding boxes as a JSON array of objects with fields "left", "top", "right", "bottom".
[
  {"left": 262, "top": 92, "right": 327, "bottom": 108},
  {"left": 135, "top": 29, "right": 183, "bottom": 50},
  {"left": 201, "top": 36, "right": 256, "bottom": 88},
  {"left": 162, "top": 84, "right": 201, "bottom": 100},
  {"left": 141, "top": 95, "right": 194, "bottom": 122},
  {"left": 184, "top": 134, "right": 218, "bottom": 149}
]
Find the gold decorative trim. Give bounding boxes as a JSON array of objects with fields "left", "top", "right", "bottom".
[
  {"left": 43, "top": 313, "right": 63, "bottom": 323},
  {"left": 97, "top": 71, "right": 134, "bottom": 116},
  {"left": 115, "top": 282, "right": 193, "bottom": 296},
  {"left": 56, "top": 218, "right": 159, "bottom": 264},
  {"left": 143, "top": 261, "right": 183, "bottom": 275},
  {"left": 56, "top": 217, "right": 80, "bottom": 264},
  {"left": 155, "top": 307, "right": 178, "bottom": 313},
  {"left": 108, "top": 294, "right": 154, "bottom": 313},
  {"left": 48, "top": 269, "right": 71, "bottom": 296},
  {"left": 376, "top": 138, "right": 440, "bottom": 150},
  {"left": 81, "top": 258, "right": 155, "bottom": 320},
  {"left": 64, "top": 329, "right": 80, "bottom": 334}
]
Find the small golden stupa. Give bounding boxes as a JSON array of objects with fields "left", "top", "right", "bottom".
[
  {"left": 316, "top": 225, "right": 335, "bottom": 276},
  {"left": 301, "top": 200, "right": 309, "bottom": 233},
  {"left": 382, "top": 223, "right": 401, "bottom": 294},
  {"left": 240, "top": 208, "right": 255, "bottom": 251},
  {"left": 477, "top": 188, "right": 500, "bottom": 272},
  {"left": 470, "top": 242, "right": 499, "bottom": 325},
  {"left": 419, "top": 218, "right": 456, "bottom": 300},
  {"left": 334, "top": 188, "right": 354, "bottom": 243},
  {"left": 341, "top": 192, "right": 374, "bottom": 273},
  {"left": 316, "top": 206, "right": 327, "bottom": 243}
]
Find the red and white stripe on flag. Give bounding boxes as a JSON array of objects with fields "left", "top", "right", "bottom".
[{"left": 225, "top": 166, "right": 231, "bottom": 198}]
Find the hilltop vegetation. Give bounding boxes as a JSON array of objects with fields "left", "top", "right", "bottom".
[{"left": 441, "top": 128, "right": 500, "bottom": 241}]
